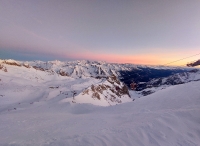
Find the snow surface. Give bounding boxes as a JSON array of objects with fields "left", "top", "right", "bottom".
[
  {"left": 0, "top": 80, "right": 200, "bottom": 145},
  {"left": 0, "top": 59, "right": 200, "bottom": 145}
]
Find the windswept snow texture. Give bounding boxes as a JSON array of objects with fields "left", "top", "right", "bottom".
[
  {"left": 0, "top": 59, "right": 200, "bottom": 146},
  {"left": 0, "top": 79, "right": 200, "bottom": 145}
]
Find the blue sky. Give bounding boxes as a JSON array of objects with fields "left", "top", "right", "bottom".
[{"left": 0, "top": 0, "right": 200, "bottom": 65}]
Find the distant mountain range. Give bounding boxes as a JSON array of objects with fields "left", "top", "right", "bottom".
[
  {"left": 0, "top": 58, "right": 191, "bottom": 80},
  {"left": 136, "top": 69, "right": 200, "bottom": 96},
  {"left": 0, "top": 58, "right": 199, "bottom": 106}
]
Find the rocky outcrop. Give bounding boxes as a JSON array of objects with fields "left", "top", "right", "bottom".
[
  {"left": 0, "top": 64, "right": 7, "bottom": 72},
  {"left": 73, "top": 75, "right": 132, "bottom": 106},
  {"left": 32, "top": 66, "right": 46, "bottom": 71},
  {"left": 58, "top": 70, "right": 68, "bottom": 76},
  {"left": 3, "top": 60, "right": 21, "bottom": 67},
  {"left": 23, "top": 63, "right": 31, "bottom": 68},
  {"left": 187, "top": 59, "right": 200, "bottom": 67}
]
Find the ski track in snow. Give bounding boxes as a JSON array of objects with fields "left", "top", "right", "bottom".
[{"left": 0, "top": 60, "right": 200, "bottom": 146}]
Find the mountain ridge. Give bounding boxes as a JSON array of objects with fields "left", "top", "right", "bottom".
[{"left": 0, "top": 58, "right": 198, "bottom": 104}]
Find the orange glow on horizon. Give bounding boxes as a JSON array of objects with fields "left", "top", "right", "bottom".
[
  {"left": 16, "top": 47, "right": 197, "bottom": 67},
  {"left": 64, "top": 51, "right": 200, "bottom": 67}
]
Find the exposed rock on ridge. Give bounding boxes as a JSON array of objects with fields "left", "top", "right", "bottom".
[{"left": 73, "top": 75, "right": 132, "bottom": 106}]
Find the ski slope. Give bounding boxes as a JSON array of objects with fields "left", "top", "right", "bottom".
[{"left": 0, "top": 79, "right": 200, "bottom": 145}]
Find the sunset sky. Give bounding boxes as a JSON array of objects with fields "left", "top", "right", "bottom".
[{"left": 0, "top": 0, "right": 200, "bottom": 66}]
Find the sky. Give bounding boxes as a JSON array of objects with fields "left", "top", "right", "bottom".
[{"left": 0, "top": 0, "right": 200, "bottom": 66}]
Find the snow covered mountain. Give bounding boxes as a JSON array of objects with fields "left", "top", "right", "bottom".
[
  {"left": 0, "top": 59, "right": 188, "bottom": 78},
  {"left": 0, "top": 59, "right": 133, "bottom": 106},
  {"left": 0, "top": 58, "right": 196, "bottom": 104},
  {"left": 1, "top": 58, "right": 200, "bottom": 145},
  {"left": 137, "top": 69, "right": 200, "bottom": 96},
  {"left": 72, "top": 75, "right": 132, "bottom": 106}
]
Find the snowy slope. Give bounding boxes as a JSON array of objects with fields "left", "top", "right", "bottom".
[
  {"left": 0, "top": 79, "right": 199, "bottom": 145},
  {"left": 0, "top": 59, "right": 132, "bottom": 107}
]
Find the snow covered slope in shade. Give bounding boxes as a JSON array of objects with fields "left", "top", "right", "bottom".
[
  {"left": 0, "top": 80, "right": 200, "bottom": 145},
  {"left": 149, "top": 69, "right": 200, "bottom": 85},
  {"left": 137, "top": 69, "right": 200, "bottom": 96}
]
